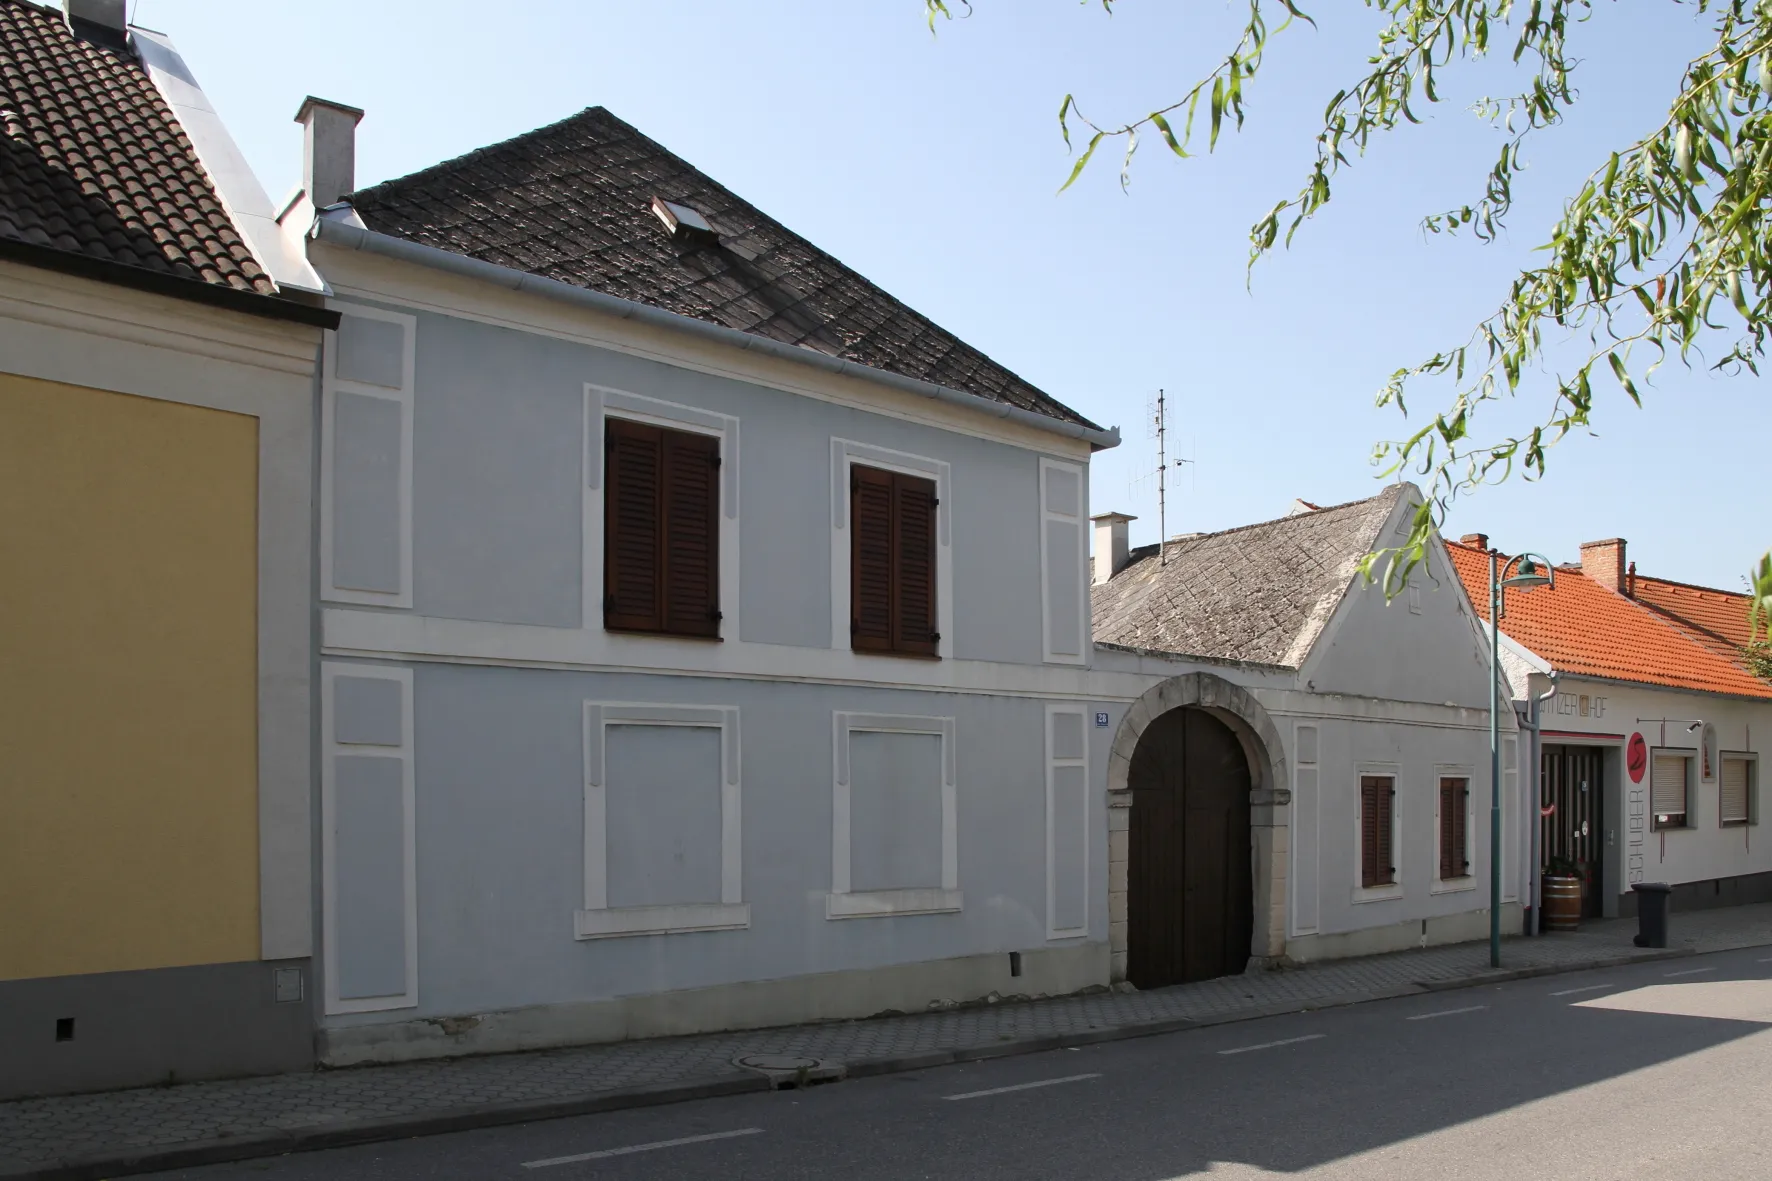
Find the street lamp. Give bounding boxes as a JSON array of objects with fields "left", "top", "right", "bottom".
[{"left": 1489, "top": 550, "right": 1554, "bottom": 968}]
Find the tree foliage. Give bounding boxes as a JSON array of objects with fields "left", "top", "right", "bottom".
[{"left": 927, "top": 0, "right": 1770, "bottom": 605}]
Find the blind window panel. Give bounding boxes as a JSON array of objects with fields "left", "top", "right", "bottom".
[
  {"left": 604, "top": 418, "right": 721, "bottom": 638},
  {"left": 1651, "top": 754, "right": 1689, "bottom": 827},
  {"left": 1721, "top": 757, "right": 1752, "bottom": 827},
  {"left": 1361, "top": 775, "right": 1395, "bottom": 888}
]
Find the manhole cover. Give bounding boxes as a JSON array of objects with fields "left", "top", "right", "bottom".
[{"left": 731, "top": 1053, "right": 847, "bottom": 1088}]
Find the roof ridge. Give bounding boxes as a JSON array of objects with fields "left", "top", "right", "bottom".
[
  {"left": 1155, "top": 483, "right": 1403, "bottom": 552},
  {"left": 1631, "top": 571, "right": 1751, "bottom": 600}
]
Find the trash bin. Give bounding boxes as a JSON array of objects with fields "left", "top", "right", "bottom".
[{"left": 1632, "top": 882, "right": 1673, "bottom": 948}]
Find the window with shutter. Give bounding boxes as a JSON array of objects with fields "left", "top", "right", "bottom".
[
  {"left": 1651, "top": 753, "right": 1689, "bottom": 830},
  {"left": 850, "top": 464, "right": 939, "bottom": 657},
  {"left": 603, "top": 418, "right": 720, "bottom": 638},
  {"left": 1438, "top": 776, "right": 1470, "bottom": 880},
  {"left": 1721, "top": 756, "right": 1753, "bottom": 827},
  {"left": 1360, "top": 774, "right": 1396, "bottom": 888}
]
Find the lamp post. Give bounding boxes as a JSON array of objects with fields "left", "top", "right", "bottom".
[{"left": 1488, "top": 549, "right": 1553, "bottom": 968}]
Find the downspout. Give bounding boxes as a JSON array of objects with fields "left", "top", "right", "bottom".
[{"left": 1517, "top": 671, "right": 1560, "bottom": 935}]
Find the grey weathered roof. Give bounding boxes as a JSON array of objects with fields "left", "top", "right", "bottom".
[
  {"left": 1091, "top": 485, "right": 1407, "bottom": 667},
  {"left": 348, "top": 106, "right": 1097, "bottom": 430}
]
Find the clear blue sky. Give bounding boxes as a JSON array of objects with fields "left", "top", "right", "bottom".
[{"left": 135, "top": 0, "right": 1762, "bottom": 590}]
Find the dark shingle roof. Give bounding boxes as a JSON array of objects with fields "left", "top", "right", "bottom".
[
  {"left": 1092, "top": 485, "right": 1406, "bottom": 666},
  {"left": 348, "top": 106, "right": 1096, "bottom": 430},
  {"left": 0, "top": 0, "right": 273, "bottom": 294}
]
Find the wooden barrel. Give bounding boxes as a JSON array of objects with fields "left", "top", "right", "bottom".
[{"left": 1542, "top": 876, "right": 1583, "bottom": 931}]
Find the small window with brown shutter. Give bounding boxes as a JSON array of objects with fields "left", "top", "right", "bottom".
[
  {"left": 850, "top": 464, "right": 939, "bottom": 657},
  {"left": 1359, "top": 774, "right": 1396, "bottom": 889},
  {"left": 603, "top": 417, "right": 721, "bottom": 638},
  {"left": 1438, "top": 776, "right": 1471, "bottom": 880}
]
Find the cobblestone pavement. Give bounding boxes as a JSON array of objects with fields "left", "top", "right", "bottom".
[{"left": 8, "top": 904, "right": 1772, "bottom": 1174}]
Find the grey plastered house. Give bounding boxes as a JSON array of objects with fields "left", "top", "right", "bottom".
[
  {"left": 1089, "top": 486, "right": 1527, "bottom": 982},
  {"left": 280, "top": 102, "right": 1144, "bottom": 1065}
]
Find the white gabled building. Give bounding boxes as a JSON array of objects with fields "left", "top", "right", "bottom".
[{"left": 1090, "top": 485, "right": 1526, "bottom": 982}]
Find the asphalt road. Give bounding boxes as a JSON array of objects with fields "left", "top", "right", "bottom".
[{"left": 147, "top": 945, "right": 1772, "bottom": 1180}]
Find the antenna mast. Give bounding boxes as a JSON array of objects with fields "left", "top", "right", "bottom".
[{"left": 1143, "top": 389, "right": 1193, "bottom": 566}]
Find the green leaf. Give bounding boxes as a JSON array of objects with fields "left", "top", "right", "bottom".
[
  {"left": 1150, "top": 110, "right": 1187, "bottom": 157},
  {"left": 1059, "top": 131, "right": 1104, "bottom": 193}
]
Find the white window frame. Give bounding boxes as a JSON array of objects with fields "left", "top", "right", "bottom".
[
  {"left": 1038, "top": 458, "right": 1088, "bottom": 665},
  {"left": 319, "top": 663, "right": 417, "bottom": 1015},
  {"left": 321, "top": 302, "right": 416, "bottom": 608},
  {"left": 1353, "top": 764, "right": 1403, "bottom": 904},
  {"left": 577, "top": 702, "right": 748, "bottom": 939},
  {"left": 829, "top": 711, "right": 960, "bottom": 918},
  {"left": 583, "top": 384, "right": 740, "bottom": 637},
  {"left": 1651, "top": 748, "right": 1695, "bottom": 831},
  {"left": 1045, "top": 704, "right": 1089, "bottom": 940},
  {"left": 828, "top": 440, "right": 953, "bottom": 660},
  {"left": 1721, "top": 751, "right": 1758, "bottom": 828},
  {"left": 1431, "top": 765, "right": 1477, "bottom": 894}
]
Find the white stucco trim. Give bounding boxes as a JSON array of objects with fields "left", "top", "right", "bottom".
[
  {"left": 1291, "top": 723, "right": 1322, "bottom": 936},
  {"left": 320, "top": 663, "right": 418, "bottom": 1015},
  {"left": 578, "top": 702, "right": 746, "bottom": 938},
  {"left": 1038, "top": 459, "right": 1089, "bottom": 665},
  {"left": 1352, "top": 763, "right": 1404, "bottom": 904},
  {"left": 829, "top": 439, "right": 954, "bottom": 659},
  {"left": 1044, "top": 705, "right": 1090, "bottom": 940},
  {"left": 1502, "top": 736, "right": 1519, "bottom": 902},
  {"left": 321, "top": 301, "right": 416, "bottom": 608},
  {"left": 1431, "top": 764, "right": 1478, "bottom": 895},
  {"left": 583, "top": 384, "right": 741, "bottom": 636},
  {"left": 829, "top": 712, "right": 960, "bottom": 919}
]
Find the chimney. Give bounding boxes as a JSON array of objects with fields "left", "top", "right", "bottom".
[
  {"left": 1580, "top": 538, "right": 1628, "bottom": 595},
  {"left": 63, "top": 0, "right": 129, "bottom": 50},
  {"left": 1091, "top": 512, "right": 1136, "bottom": 585},
  {"left": 1459, "top": 533, "right": 1489, "bottom": 551},
  {"left": 294, "top": 96, "right": 365, "bottom": 210}
]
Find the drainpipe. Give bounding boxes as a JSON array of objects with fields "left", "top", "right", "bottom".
[{"left": 1519, "top": 671, "right": 1560, "bottom": 936}]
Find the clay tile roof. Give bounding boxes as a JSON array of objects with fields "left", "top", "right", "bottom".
[
  {"left": 0, "top": 0, "right": 272, "bottom": 294},
  {"left": 1445, "top": 541, "right": 1772, "bottom": 699},
  {"left": 348, "top": 106, "right": 1096, "bottom": 430},
  {"left": 1091, "top": 484, "right": 1406, "bottom": 667}
]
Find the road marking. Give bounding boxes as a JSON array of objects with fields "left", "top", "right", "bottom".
[
  {"left": 1217, "top": 1034, "right": 1326, "bottom": 1056},
  {"left": 943, "top": 1073, "right": 1100, "bottom": 1100},
  {"left": 522, "top": 1128, "right": 763, "bottom": 1168},
  {"left": 1406, "top": 1005, "right": 1487, "bottom": 1021},
  {"left": 1550, "top": 984, "right": 1616, "bottom": 997},
  {"left": 1758, "top": 957, "right": 1772, "bottom": 963},
  {"left": 1664, "top": 967, "right": 1716, "bottom": 977}
]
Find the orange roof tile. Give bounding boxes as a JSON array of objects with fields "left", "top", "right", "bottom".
[
  {"left": 1446, "top": 541, "right": 1772, "bottom": 700},
  {"left": 1631, "top": 574, "right": 1756, "bottom": 650}
]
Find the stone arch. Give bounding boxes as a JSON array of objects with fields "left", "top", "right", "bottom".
[{"left": 1106, "top": 672, "right": 1291, "bottom": 980}]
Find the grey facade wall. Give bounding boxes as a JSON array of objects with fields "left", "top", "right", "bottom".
[
  {"left": 320, "top": 660, "right": 1103, "bottom": 1027},
  {"left": 0, "top": 960, "right": 313, "bottom": 1100}
]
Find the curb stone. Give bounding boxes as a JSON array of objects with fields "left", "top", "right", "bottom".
[{"left": 0, "top": 942, "right": 1741, "bottom": 1181}]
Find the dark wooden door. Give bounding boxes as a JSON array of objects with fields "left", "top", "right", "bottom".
[
  {"left": 1541, "top": 745, "right": 1605, "bottom": 918},
  {"left": 1127, "top": 708, "right": 1253, "bottom": 988}
]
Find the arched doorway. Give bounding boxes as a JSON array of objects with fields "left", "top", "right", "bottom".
[{"left": 1127, "top": 706, "right": 1253, "bottom": 988}]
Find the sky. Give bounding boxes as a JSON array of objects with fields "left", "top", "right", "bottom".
[{"left": 134, "top": 0, "right": 1762, "bottom": 590}]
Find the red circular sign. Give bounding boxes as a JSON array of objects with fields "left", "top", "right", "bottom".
[{"left": 1627, "top": 732, "right": 1648, "bottom": 783}]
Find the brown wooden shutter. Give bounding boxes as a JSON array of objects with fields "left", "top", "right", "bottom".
[
  {"left": 851, "top": 466, "right": 894, "bottom": 652},
  {"left": 1439, "top": 779, "right": 1456, "bottom": 881},
  {"left": 1360, "top": 776, "right": 1382, "bottom": 888},
  {"left": 604, "top": 418, "right": 662, "bottom": 632},
  {"left": 892, "top": 472, "right": 938, "bottom": 656},
  {"left": 1454, "top": 780, "right": 1469, "bottom": 875},
  {"left": 661, "top": 428, "right": 720, "bottom": 637},
  {"left": 1376, "top": 779, "right": 1395, "bottom": 885}
]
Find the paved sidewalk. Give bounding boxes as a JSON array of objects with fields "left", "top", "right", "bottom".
[{"left": 8, "top": 903, "right": 1772, "bottom": 1180}]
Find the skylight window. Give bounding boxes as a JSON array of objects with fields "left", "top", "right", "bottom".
[{"left": 650, "top": 197, "right": 718, "bottom": 246}]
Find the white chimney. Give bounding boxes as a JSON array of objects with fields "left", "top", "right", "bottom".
[
  {"left": 294, "top": 96, "right": 365, "bottom": 209},
  {"left": 63, "top": 0, "right": 128, "bottom": 47},
  {"left": 1091, "top": 512, "right": 1136, "bottom": 585}
]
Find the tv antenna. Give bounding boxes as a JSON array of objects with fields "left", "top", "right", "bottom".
[{"left": 1130, "top": 389, "right": 1194, "bottom": 565}]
